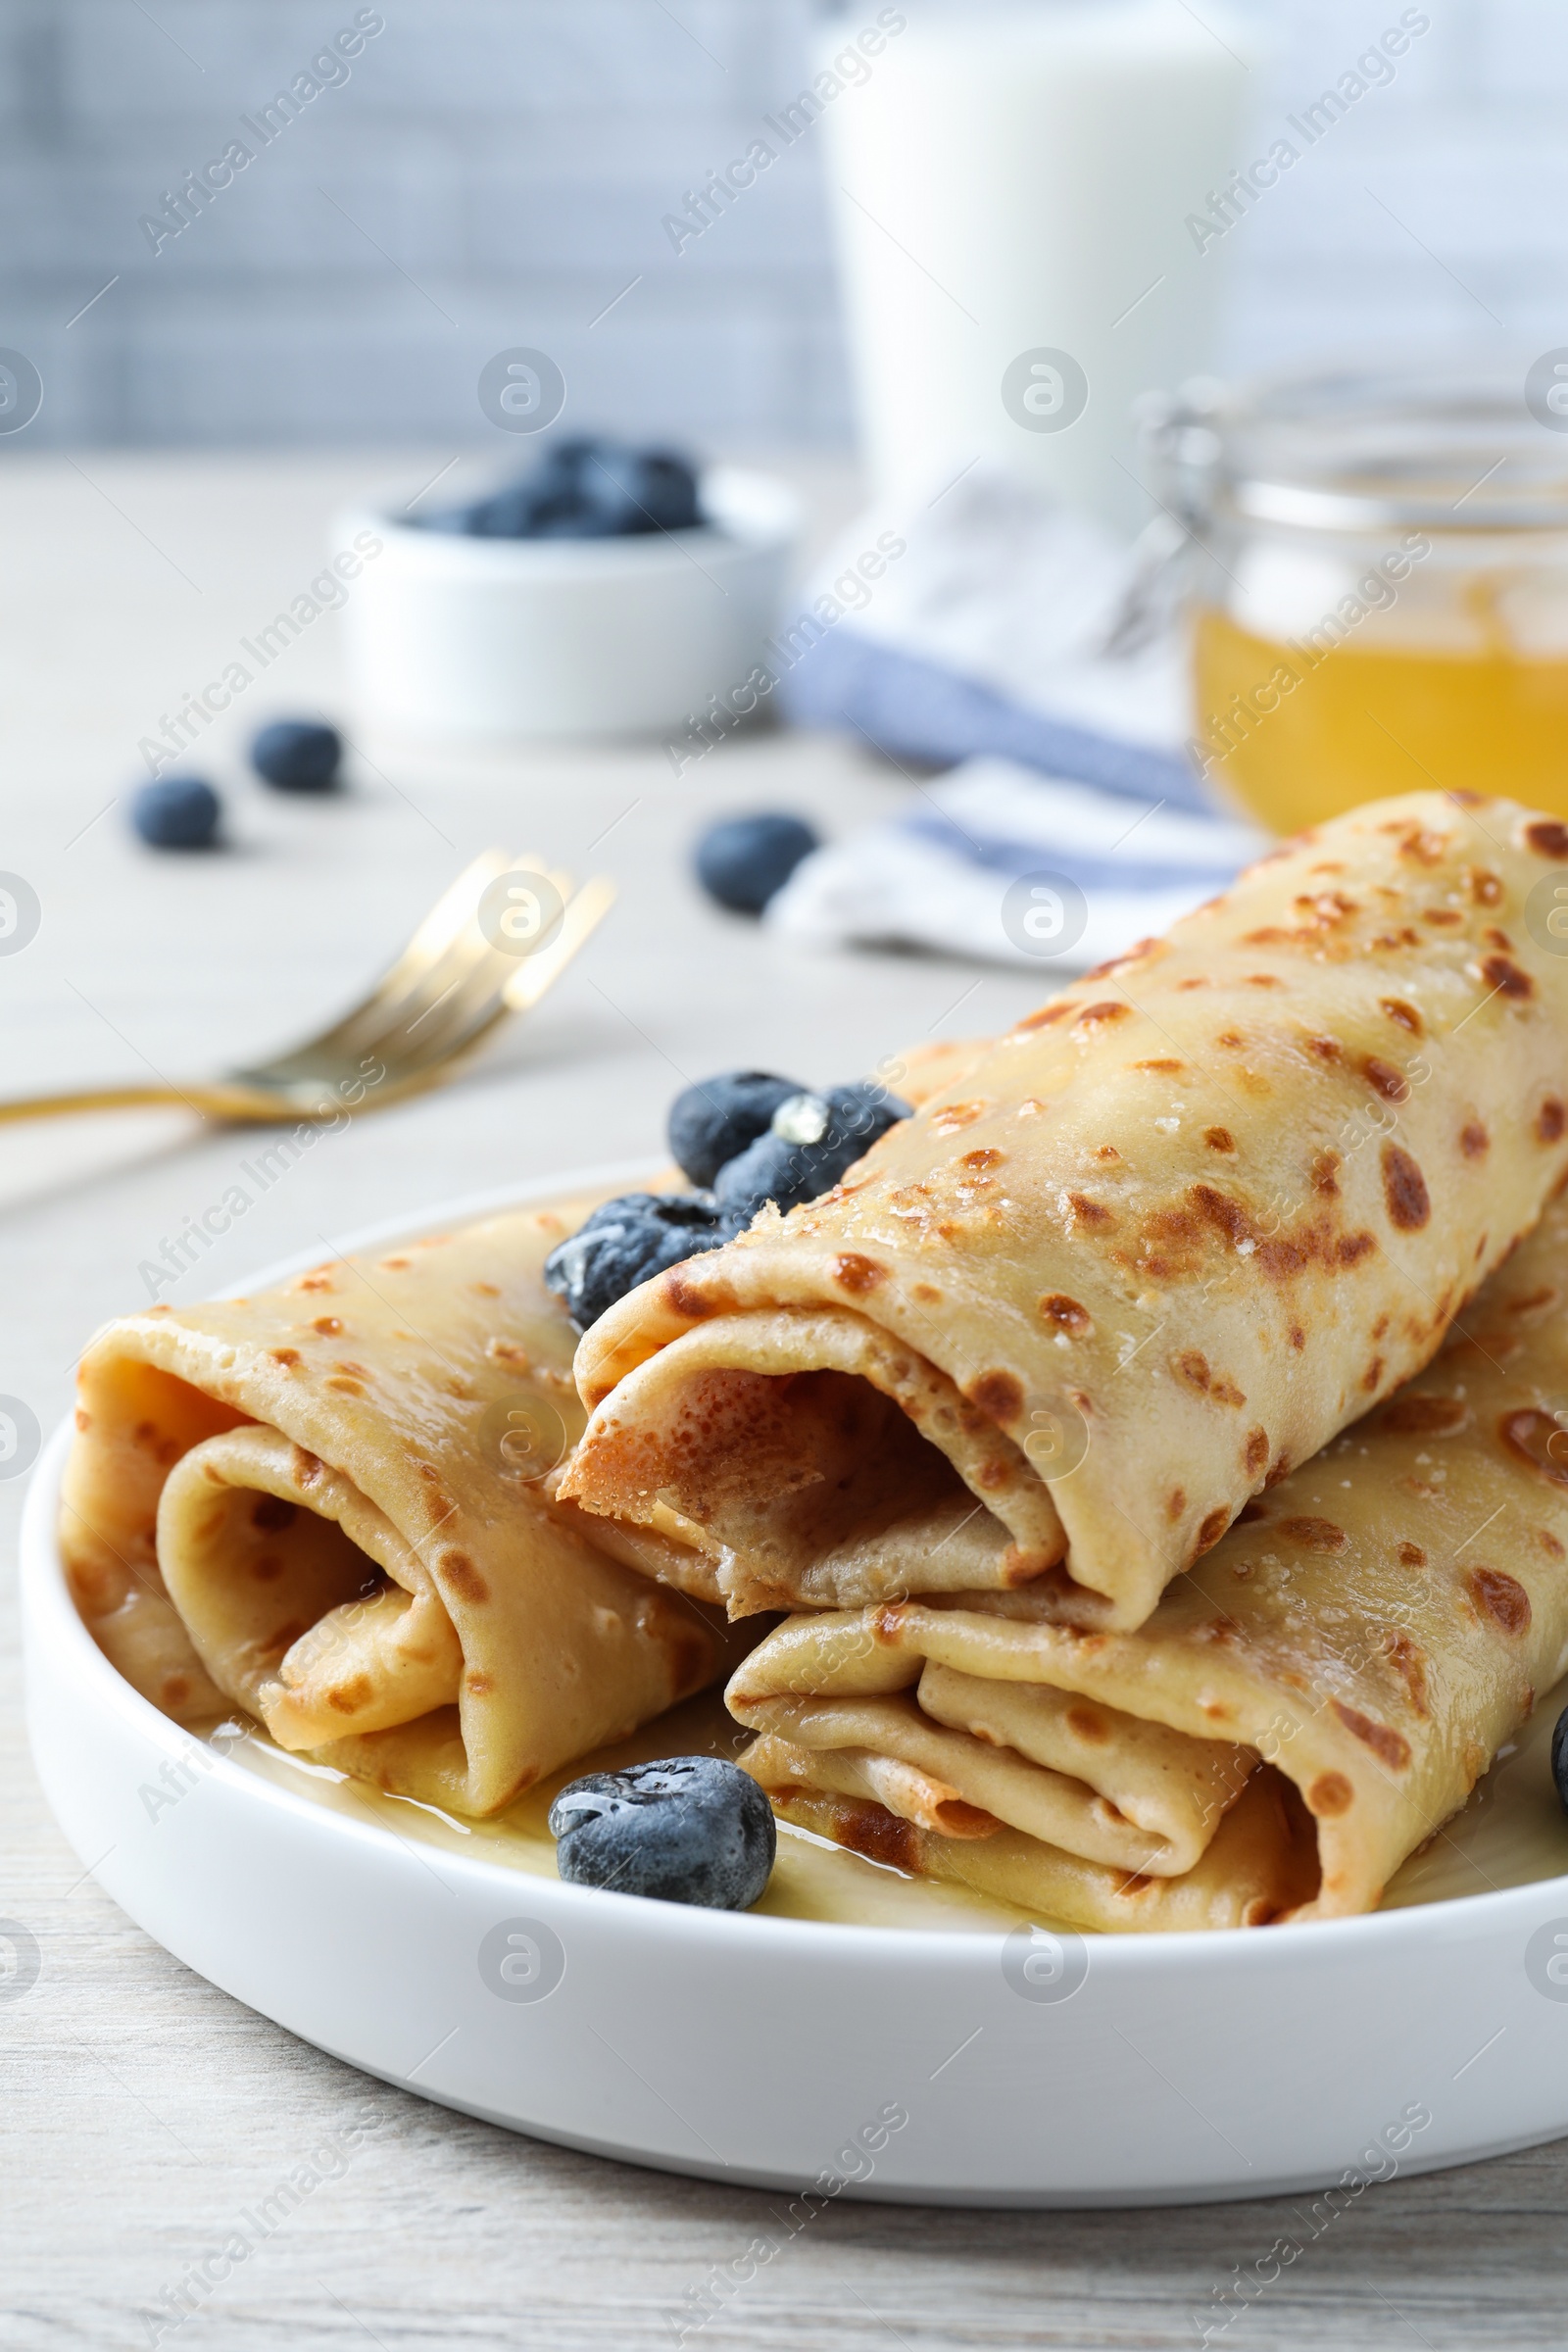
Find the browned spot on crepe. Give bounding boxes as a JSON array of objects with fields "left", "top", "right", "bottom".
[
  {"left": 1332, "top": 1701, "right": 1410, "bottom": 1771},
  {"left": 1538, "top": 1098, "right": 1566, "bottom": 1144},
  {"left": 1380, "top": 1394, "right": 1470, "bottom": 1435},
  {"left": 1525, "top": 819, "right": 1568, "bottom": 858},
  {"left": 1276, "top": 1516, "right": 1347, "bottom": 1552},
  {"left": 439, "top": 1550, "right": 489, "bottom": 1606},
  {"left": 1039, "top": 1293, "right": 1092, "bottom": 1337},
  {"left": 1466, "top": 1566, "right": 1532, "bottom": 1635},
  {"left": 1363, "top": 1056, "right": 1410, "bottom": 1103},
  {"left": 1171, "top": 1349, "right": 1245, "bottom": 1407},
  {"left": 969, "top": 1370, "right": 1023, "bottom": 1425},
  {"left": 832, "top": 1252, "right": 886, "bottom": 1296},
  {"left": 1479, "top": 953, "right": 1535, "bottom": 1002},
  {"left": 1307, "top": 1772, "right": 1354, "bottom": 1817},
  {"left": 1076, "top": 1002, "right": 1129, "bottom": 1027},
  {"left": 1381, "top": 999, "right": 1423, "bottom": 1035},
  {"left": 1382, "top": 1144, "right": 1431, "bottom": 1231},
  {"left": 1500, "top": 1408, "right": 1568, "bottom": 1487}
]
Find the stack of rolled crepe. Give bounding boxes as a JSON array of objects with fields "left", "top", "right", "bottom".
[
  {"left": 561, "top": 791, "right": 1568, "bottom": 1926},
  {"left": 62, "top": 1201, "right": 744, "bottom": 1817}
]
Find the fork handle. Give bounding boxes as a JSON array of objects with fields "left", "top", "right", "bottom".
[{"left": 0, "top": 1081, "right": 296, "bottom": 1125}]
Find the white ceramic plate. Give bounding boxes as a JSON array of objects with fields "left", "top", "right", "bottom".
[{"left": 24, "top": 1176, "right": 1568, "bottom": 2207}]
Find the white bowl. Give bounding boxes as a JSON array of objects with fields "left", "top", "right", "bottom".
[
  {"left": 24, "top": 1176, "right": 1568, "bottom": 2206},
  {"left": 335, "top": 467, "right": 799, "bottom": 742}
]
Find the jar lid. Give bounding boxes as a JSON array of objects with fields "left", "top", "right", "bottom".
[{"left": 1149, "top": 366, "right": 1568, "bottom": 533}]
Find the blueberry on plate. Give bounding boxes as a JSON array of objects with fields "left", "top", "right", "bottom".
[
  {"left": 550, "top": 1755, "right": 776, "bottom": 1909},
  {"left": 1552, "top": 1704, "right": 1568, "bottom": 1813},
  {"left": 250, "top": 718, "right": 342, "bottom": 794},
  {"left": 713, "top": 1080, "right": 910, "bottom": 1217},
  {"left": 695, "top": 812, "right": 819, "bottom": 915},
  {"left": 130, "top": 777, "right": 220, "bottom": 851},
  {"left": 667, "top": 1070, "right": 804, "bottom": 1190},
  {"left": 543, "top": 1192, "right": 741, "bottom": 1331}
]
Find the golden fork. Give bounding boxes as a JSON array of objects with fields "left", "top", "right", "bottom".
[{"left": 0, "top": 851, "right": 614, "bottom": 1125}]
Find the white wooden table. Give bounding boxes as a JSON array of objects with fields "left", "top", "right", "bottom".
[{"left": 2, "top": 454, "right": 1564, "bottom": 2351}]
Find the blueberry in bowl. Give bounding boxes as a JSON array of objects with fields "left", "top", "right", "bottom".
[
  {"left": 130, "top": 777, "right": 221, "bottom": 851},
  {"left": 695, "top": 811, "right": 819, "bottom": 915},
  {"left": 543, "top": 1193, "right": 743, "bottom": 1332},
  {"left": 423, "top": 437, "right": 703, "bottom": 542},
  {"left": 667, "top": 1069, "right": 804, "bottom": 1190},
  {"left": 550, "top": 1755, "right": 776, "bottom": 1909}
]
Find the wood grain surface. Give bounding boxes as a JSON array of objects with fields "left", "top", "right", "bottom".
[{"left": 3, "top": 455, "right": 1567, "bottom": 2351}]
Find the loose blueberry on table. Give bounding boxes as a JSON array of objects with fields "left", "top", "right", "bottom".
[
  {"left": 549, "top": 1755, "right": 776, "bottom": 1909},
  {"left": 542, "top": 1070, "right": 911, "bottom": 1330},
  {"left": 694, "top": 811, "right": 819, "bottom": 914},
  {"left": 421, "top": 437, "right": 703, "bottom": 541},
  {"left": 250, "top": 717, "right": 343, "bottom": 794},
  {"left": 130, "top": 777, "right": 221, "bottom": 851}
]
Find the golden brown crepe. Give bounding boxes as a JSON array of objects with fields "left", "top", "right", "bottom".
[
  {"left": 729, "top": 1190, "right": 1568, "bottom": 1928},
  {"left": 563, "top": 792, "right": 1568, "bottom": 1630},
  {"left": 61, "top": 1201, "right": 743, "bottom": 1815}
]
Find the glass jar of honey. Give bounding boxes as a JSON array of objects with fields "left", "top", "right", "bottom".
[{"left": 1154, "top": 368, "right": 1568, "bottom": 829}]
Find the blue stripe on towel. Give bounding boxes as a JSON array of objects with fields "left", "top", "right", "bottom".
[{"left": 780, "top": 626, "right": 1210, "bottom": 813}]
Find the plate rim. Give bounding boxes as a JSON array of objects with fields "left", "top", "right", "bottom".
[{"left": 29, "top": 1162, "right": 1568, "bottom": 1974}]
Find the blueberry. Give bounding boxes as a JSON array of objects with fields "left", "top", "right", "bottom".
[
  {"left": 424, "top": 439, "right": 702, "bottom": 541},
  {"left": 1553, "top": 1704, "right": 1568, "bottom": 1813},
  {"left": 130, "top": 777, "right": 220, "bottom": 851},
  {"left": 695, "top": 812, "right": 819, "bottom": 915},
  {"left": 550, "top": 1755, "right": 775, "bottom": 1909},
  {"left": 713, "top": 1080, "right": 910, "bottom": 1217},
  {"left": 544, "top": 1192, "right": 742, "bottom": 1331},
  {"left": 667, "top": 1070, "right": 804, "bottom": 1190},
  {"left": 250, "top": 719, "right": 342, "bottom": 794}
]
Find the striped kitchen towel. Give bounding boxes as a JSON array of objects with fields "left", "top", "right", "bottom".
[{"left": 766, "top": 758, "right": 1264, "bottom": 970}]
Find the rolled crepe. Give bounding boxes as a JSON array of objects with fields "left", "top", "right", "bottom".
[
  {"left": 61, "top": 1202, "right": 741, "bottom": 1815},
  {"left": 563, "top": 791, "right": 1568, "bottom": 1629},
  {"left": 728, "top": 1190, "right": 1568, "bottom": 1928}
]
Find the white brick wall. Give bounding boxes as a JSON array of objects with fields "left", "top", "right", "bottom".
[{"left": 0, "top": 0, "right": 1553, "bottom": 450}]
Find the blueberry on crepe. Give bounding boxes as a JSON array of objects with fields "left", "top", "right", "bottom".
[
  {"left": 667, "top": 1070, "right": 803, "bottom": 1190},
  {"left": 713, "top": 1081, "right": 910, "bottom": 1217},
  {"left": 543, "top": 1194, "right": 742, "bottom": 1332}
]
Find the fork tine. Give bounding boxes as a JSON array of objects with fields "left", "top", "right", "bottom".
[
  {"left": 341, "top": 858, "right": 575, "bottom": 1071},
  {"left": 266, "top": 848, "right": 517, "bottom": 1071},
  {"left": 365, "top": 865, "right": 581, "bottom": 1074},
  {"left": 368, "top": 874, "right": 616, "bottom": 1089}
]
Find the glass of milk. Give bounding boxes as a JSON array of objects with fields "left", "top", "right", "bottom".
[{"left": 816, "top": 0, "right": 1258, "bottom": 534}]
